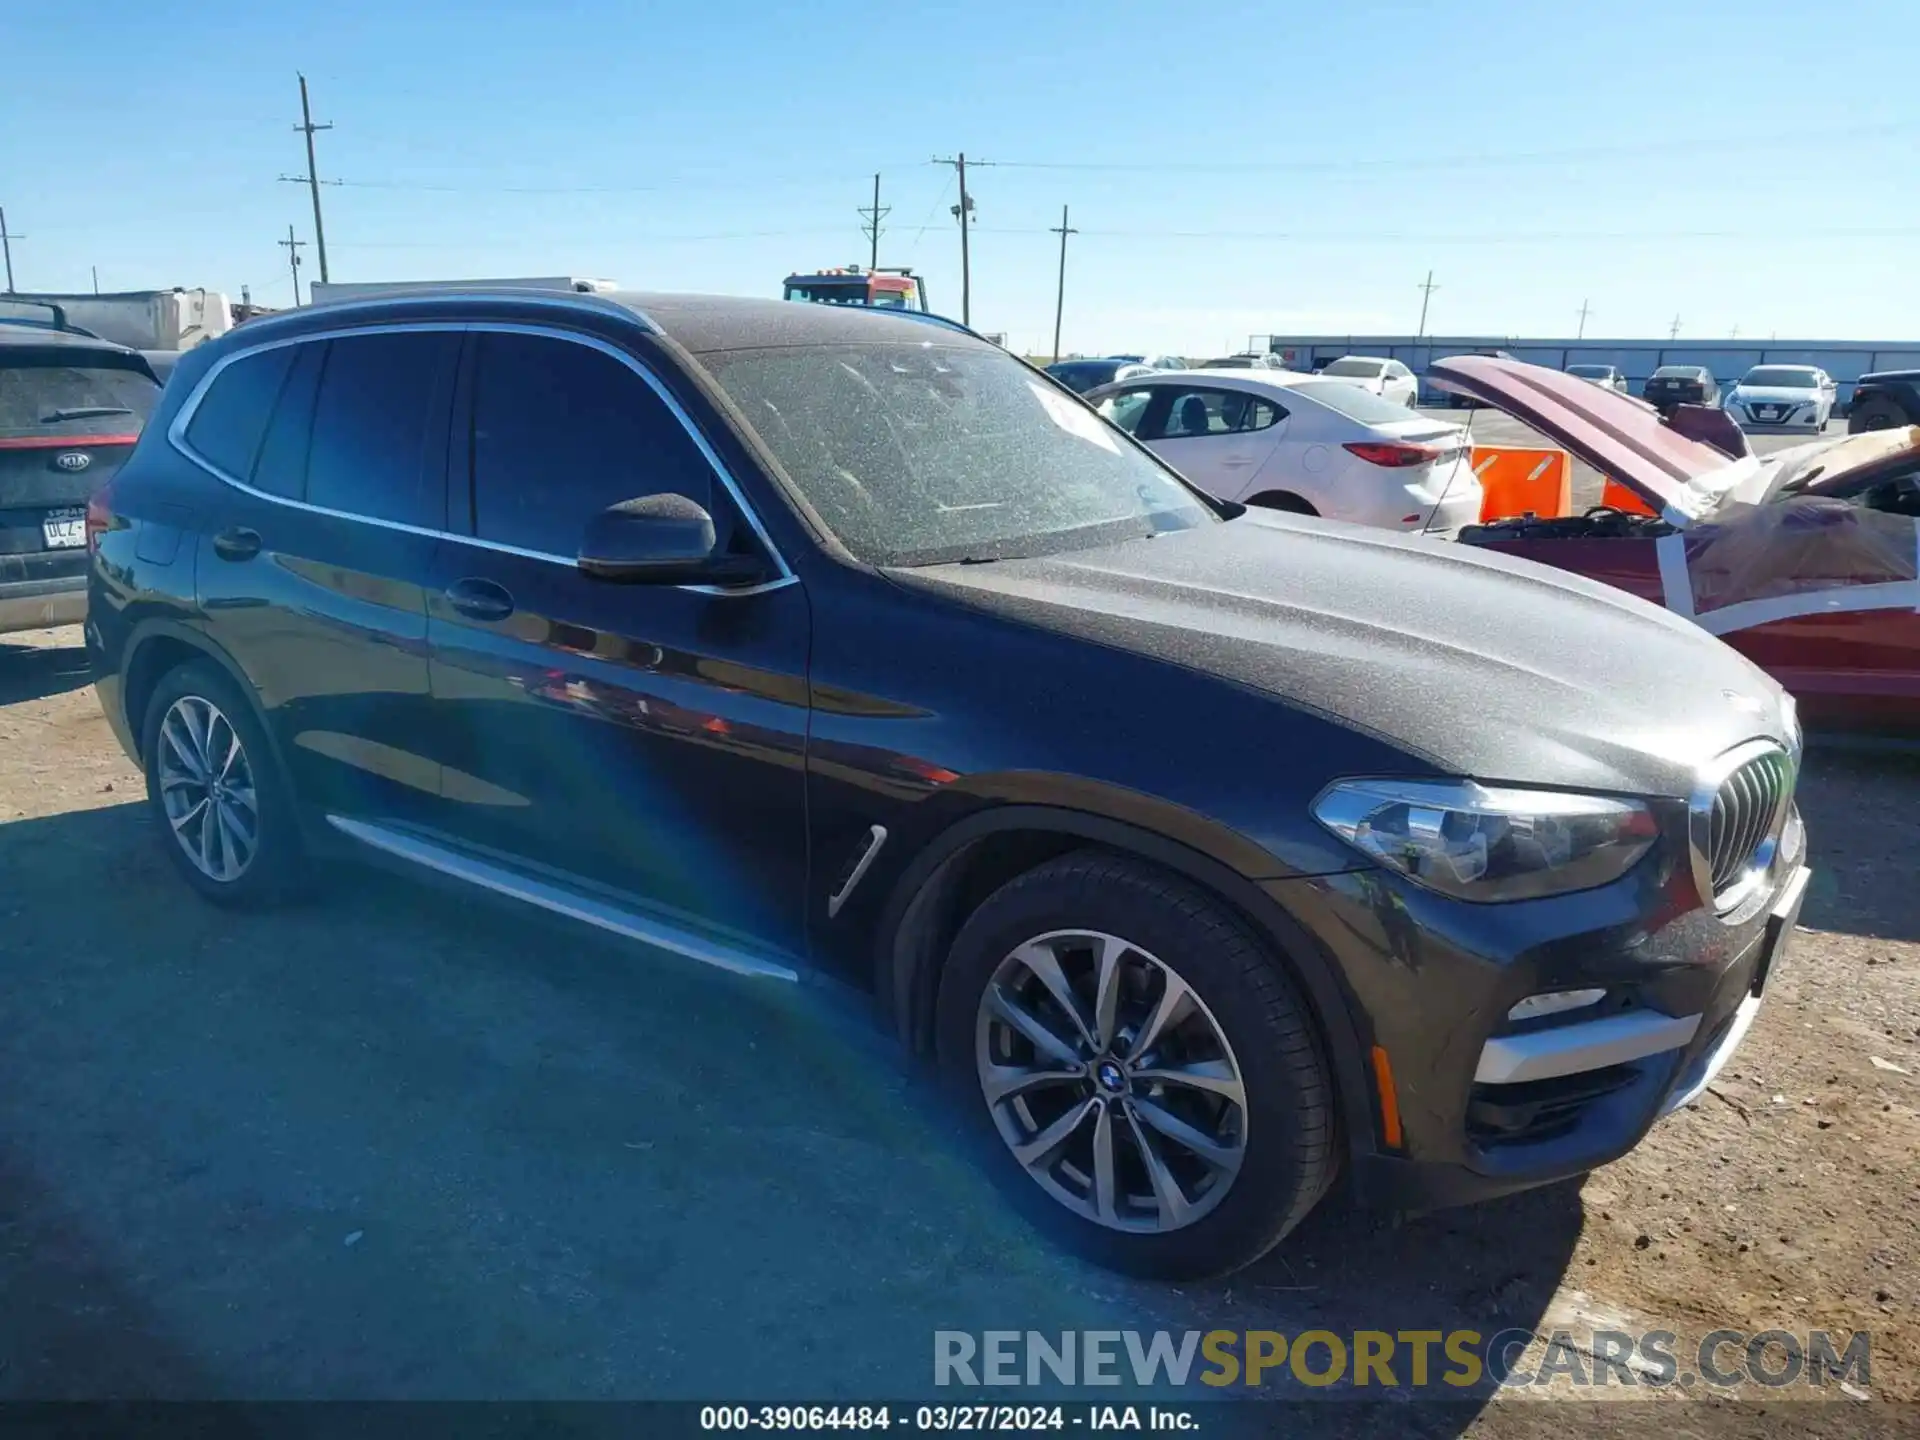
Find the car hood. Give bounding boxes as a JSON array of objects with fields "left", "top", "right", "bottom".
[
  {"left": 1427, "top": 355, "right": 1786, "bottom": 526},
  {"left": 1730, "top": 386, "right": 1821, "bottom": 405},
  {"left": 888, "top": 512, "right": 1790, "bottom": 798}
]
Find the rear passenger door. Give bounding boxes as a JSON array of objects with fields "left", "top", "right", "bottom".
[
  {"left": 184, "top": 328, "right": 458, "bottom": 826},
  {"left": 421, "top": 327, "right": 811, "bottom": 952}
]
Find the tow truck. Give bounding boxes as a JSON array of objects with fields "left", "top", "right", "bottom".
[{"left": 782, "top": 265, "right": 928, "bottom": 312}]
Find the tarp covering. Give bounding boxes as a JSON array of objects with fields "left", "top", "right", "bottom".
[{"left": 1682, "top": 497, "right": 1918, "bottom": 614}]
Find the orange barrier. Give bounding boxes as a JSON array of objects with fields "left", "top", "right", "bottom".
[
  {"left": 1470, "top": 446, "right": 1572, "bottom": 521},
  {"left": 1600, "top": 478, "right": 1657, "bottom": 516}
]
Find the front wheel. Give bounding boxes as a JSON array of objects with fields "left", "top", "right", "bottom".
[{"left": 935, "top": 852, "right": 1337, "bottom": 1279}]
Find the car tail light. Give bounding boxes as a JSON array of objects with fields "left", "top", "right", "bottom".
[
  {"left": 1344, "top": 441, "right": 1439, "bottom": 468},
  {"left": 85, "top": 480, "right": 115, "bottom": 555}
]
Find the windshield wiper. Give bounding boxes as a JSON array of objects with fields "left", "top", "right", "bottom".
[{"left": 41, "top": 406, "right": 135, "bottom": 422}]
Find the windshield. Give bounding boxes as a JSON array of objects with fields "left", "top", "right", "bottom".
[
  {"left": 1566, "top": 364, "right": 1610, "bottom": 378},
  {"left": 0, "top": 355, "right": 160, "bottom": 439},
  {"left": 1742, "top": 367, "right": 1820, "bottom": 389},
  {"left": 1321, "top": 358, "right": 1384, "bottom": 377},
  {"left": 784, "top": 281, "right": 877, "bottom": 306},
  {"left": 700, "top": 340, "right": 1217, "bottom": 566}
]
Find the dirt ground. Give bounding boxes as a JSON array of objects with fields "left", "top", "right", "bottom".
[{"left": 1, "top": 623, "right": 1913, "bottom": 1423}]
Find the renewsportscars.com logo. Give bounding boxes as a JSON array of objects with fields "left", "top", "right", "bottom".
[{"left": 934, "top": 1328, "right": 1872, "bottom": 1392}]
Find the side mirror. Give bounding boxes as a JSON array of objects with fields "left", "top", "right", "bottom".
[{"left": 577, "top": 494, "right": 765, "bottom": 586}]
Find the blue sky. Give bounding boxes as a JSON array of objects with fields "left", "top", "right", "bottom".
[{"left": 4, "top": 0, "right": 1917, "bottom": 355}]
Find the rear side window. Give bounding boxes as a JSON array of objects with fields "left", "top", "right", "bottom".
[
  {"left": 467, "top": 332, "right": 717, "bottom": 558},
  {"left": 305, "top": 331, "right": 458, "bottom": 528},
  {"left": 1142, "top": 387, "right": 1284, "bottom": 439},
  {"left": 251, "top": 342, "right": 327, "bottom": 500},
  {"left": 184, "top": 347, "right": 295, "bottom": 477}
]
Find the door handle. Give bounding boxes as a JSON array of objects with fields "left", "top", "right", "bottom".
[
  {"left": 211, "top": 527, "right": 261, "bottom": 561},
  {"left": 444, "top": 576, "right": 515, "bottom": 622}
]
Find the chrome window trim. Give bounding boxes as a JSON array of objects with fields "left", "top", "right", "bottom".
[
  {"left": 1688, "top": 737, "right": 1794, "bottom": 921},
  {"left": 165, "top": 318, "right": 798, "bottom": 598}
]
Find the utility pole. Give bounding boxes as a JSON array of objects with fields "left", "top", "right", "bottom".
[
  {"left": 279, "top": 225, "right": 306, "bottom": 306},
  {"left": 932, "top": 153, "right": 993, "bottom": 327},
  {"left": 282, "top": 74, "right": 334, "bottom": 284},
  {"left": 857, "top": 173, "right": 888, "bottom": 271},
  {"left": 0, "top": 207, "right": 21, "bottom": 293},
  {"left": 1576, "top": 298, "right": 1592, "bottom": 339},
  {"left": 1729, "top": 324, "right": 1740, "bottom": 340},
  {"left": 91, "top": 265, "right": 100, "bottom": 294},
  {"left": 1669, "top": 315, "right": 1682, "bottom": 340},
  {"left": 1415, "top": 269, "right": 1439, "bottom": 338},
  {"left": 1049, "top": 204, "right": 1077, "bottom": 363}
]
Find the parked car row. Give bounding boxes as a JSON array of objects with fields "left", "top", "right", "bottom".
[
  {"left": 86, "top": 289, "right": 1815, "bottom": 1282},
  {"left": 1579, "top": 361, "right": 1844, "bottom": 435}
]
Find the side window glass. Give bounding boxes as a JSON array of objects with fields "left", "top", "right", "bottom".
[
  {"left": 469, "top": 332, "right": 719, "bottom": 558},
  {"left": 1096, "top": 389, "right": 1152, "bottom": 435},
  {"left": 250, "top": 341, "right": 326, "bottom": 500},
  {"left": 305, "top": 332, "right": 458, "bottom": 528},
  {"left": 184, "top": 347, "right": 294, "bottom": 480},
  {"left": 1157, "top": 389, "right": 1282, "bottom": 438}
]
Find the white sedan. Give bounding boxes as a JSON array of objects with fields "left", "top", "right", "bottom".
[
  {"left": 1724, "top": 365, "right": 1837, "bottom": 433},
  {"left": 1087, "top": 369, "right": 1482, "bottom": 535},
  {"left": 1316, "top": 355, "right": 1420, "bottom": 407}
]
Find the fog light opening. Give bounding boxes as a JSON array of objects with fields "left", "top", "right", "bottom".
[{"left": 1507, "top": 988, "right": 1608, "bottom": 1024}]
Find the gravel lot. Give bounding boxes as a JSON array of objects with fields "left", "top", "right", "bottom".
[{"left": 1, "top": 621, "right": 1913, "bottom": 1425}]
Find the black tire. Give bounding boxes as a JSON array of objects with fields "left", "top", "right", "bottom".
[
  {"left": 1248, "top": 492, "right": 1317, "bottom": 516},
  {"left": 934, "top": 851, "right": 1337, "bottom": 1280},
  {"left": 1848, "top": 399, "right": 1908, "bottom": 433},
  {"left": 140, "top": 659, "right": 308, "bottom": 908}
]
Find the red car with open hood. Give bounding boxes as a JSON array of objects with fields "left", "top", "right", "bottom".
[{"left": 1444, "top": 356, "right": 1920, "bottom": 737}]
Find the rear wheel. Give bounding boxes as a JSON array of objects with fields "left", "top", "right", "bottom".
[
  {"left": 141, "top": 660, "right": 307, "bottom": 908},
  {"left": 935, "top": 852, "right": 1336, "bottom": 1279}
]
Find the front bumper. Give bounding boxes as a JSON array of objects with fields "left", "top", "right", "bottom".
[{"left": 1274, "top": 815, "right": 1809, "bottom": 1214}]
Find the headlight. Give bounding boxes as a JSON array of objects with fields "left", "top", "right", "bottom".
[{"left": 1312, "top": 778, "right": 1659, "bottom": 902}]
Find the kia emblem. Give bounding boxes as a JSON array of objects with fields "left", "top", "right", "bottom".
[{"left": 53, "top": 451, "right": 92, "bottom": 473}]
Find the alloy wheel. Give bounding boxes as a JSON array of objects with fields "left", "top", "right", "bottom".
[
  {"left": 157, "top": 695, "right": 259, "bottom": 883},
  {"left": 974, "top": 929, "right": 1249, "bottom": 1233}
]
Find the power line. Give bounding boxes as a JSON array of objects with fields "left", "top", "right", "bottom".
[
  {"left": 858, "top": 173, "right": 888, "bottom": 270},
  {"left": 0, "top": 206, "right": 21, "bottom": 293},
  {"left": 983, "top": 121, "right": 1916, "bottom": 176},
  {"left": 280, "top": 73, "right": 335, "bottom": 284},
  {"left": 931, "top": 154, "right": 995, "bottom": 326},
  {"left": 1049, "top": 204, "right": 1077, "bottom": 364},
  {"left": 278, "top": 225, "right": 307, "bottom": 306}
]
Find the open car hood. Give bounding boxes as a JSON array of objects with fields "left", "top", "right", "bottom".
[{"left": 1427, "top": 355, "right": 1755, "bottom": 526}]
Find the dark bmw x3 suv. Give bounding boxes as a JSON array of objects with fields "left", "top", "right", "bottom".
[{"left": 90, "top": 290, "right": 1811, "bottom": 1279}]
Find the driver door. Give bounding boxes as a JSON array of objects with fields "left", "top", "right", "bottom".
[{"left": 422, "top": 328, "right": 811, "bottom": 951}]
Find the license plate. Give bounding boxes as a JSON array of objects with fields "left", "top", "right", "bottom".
[{"left": 43, "top": 506, "right": 87, "bottom": 549}]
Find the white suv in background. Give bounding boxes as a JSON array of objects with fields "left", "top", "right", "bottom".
[{"left": 1318, "top": 355, "right": 1419, "bottom": 407}]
